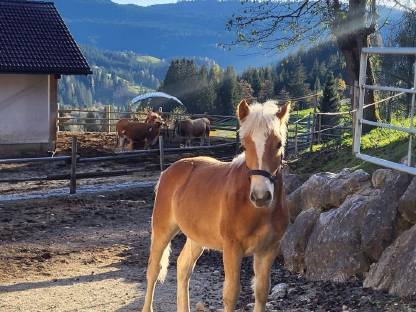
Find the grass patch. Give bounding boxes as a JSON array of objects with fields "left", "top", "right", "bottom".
[{"left": 290, "top": 116, "right": 414, "bottom": 176}]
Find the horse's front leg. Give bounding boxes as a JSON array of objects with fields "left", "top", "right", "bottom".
[
  {"left": 253, "top": 248, "right": 279, "bottom": 312},
  {"left": 222, "top": 244, "right": 243, "bottom": 312}
]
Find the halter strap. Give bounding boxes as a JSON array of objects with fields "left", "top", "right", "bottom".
[
  {"left": 247, "top": 155, "right": 283, "bottom": 184},
  {"left": 248, "top": 169, "right": 278, "bottom": 184}
]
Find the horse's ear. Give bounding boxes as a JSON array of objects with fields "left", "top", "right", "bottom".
[
  {"left": 277, "top": 102, "right": 290, "bottom": 125},
  {"left": 237, "top": 99, "right": 250, "bottom": 121}
]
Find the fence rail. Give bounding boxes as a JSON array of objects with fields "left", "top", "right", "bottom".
[
  {"left": 354, "top": 47, "right": 416, "bottom": 175},
  {"left": 0, "top": 136, "right": 237, "bottom": 194}
]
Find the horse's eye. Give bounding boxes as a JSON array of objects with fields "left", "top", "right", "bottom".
[{"left": 276, "top": 142, "right": 282, "bottom": 149}]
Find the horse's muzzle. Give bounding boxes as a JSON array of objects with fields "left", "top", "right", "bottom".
[{"left": 250, "top": 190, "right": 272, "bottom": 208}]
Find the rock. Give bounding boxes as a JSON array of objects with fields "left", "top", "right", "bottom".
[
  {"left": 361, "top": 170, "right": 413, "bottom": 261},
  {"left": 398, "top": 176, "right": 416, "bottom": 224},
  {"left": 270, "top": 283, "right": 288, "bottom": 299},
  {"left": 283, "top": 173, "right": 302, "bottom": 195},
  {"left": 287, "top": 169, "right": 371, "bottom": 218},
  {"left": 280, "top": 209, "right": 320, "bottom": 273},
  {"left": 196, "top": 301, "right": 205, "bottom": 311},
  {"left": 364, "top": 224, "right": 416, "bottom": 297},
  {"left": 292, "top": 169, "right": 412, "bottom": 282},
  {"left": 304, "top": 193, "right": 375, "bottom": 282},
  {"left": 245, "top": 303, "right": 254, "bottom": 310}
]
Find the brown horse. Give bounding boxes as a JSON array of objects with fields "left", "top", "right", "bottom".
[
  {"left": 115, "top": 113, "right": 163, "bottom": 151},
  {"left": 174, "top": 117, "right": 210, "bottom": 146},
  {"left": 142, "top": 100, "right": 290, "bottom": 312},
  {"left": 122, "top": 121, "right": 162, "bottom": 150}
]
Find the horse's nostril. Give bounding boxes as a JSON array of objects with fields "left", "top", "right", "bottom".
[
  {"left": 264, "top": 191, "right": 272, "bottom": 201},
  {"left": 250, "top": 193, "right": 256, "bottom": 202}
]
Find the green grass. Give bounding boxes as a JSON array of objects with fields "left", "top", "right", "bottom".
[
  {"left": 127, "top": 84, "right": 153, "bottom": 94},
  {"left": 291, "top": 107, "right": 314, "bottom": 119},
  {"left": 290, "top": 116, "right": 414, "bottom": 177}
]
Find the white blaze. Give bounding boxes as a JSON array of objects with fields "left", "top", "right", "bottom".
[{"left": 239, "top": 101, "right": 281, "bottom": 208}]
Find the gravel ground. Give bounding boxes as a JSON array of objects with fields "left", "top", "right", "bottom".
[{"left": 0, "top": 185, "right": 415, "bottom": 312}]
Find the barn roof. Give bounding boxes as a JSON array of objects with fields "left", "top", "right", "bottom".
[{"left": 0, "top": 0, "right": 91, "bottom": 75}]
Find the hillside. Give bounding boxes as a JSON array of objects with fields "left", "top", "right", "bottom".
[
  {"left": 58, "top": 46, "right": 218, "bottom": 107},
  {"left": 53, "top": 0, "right": 402, "bottom": 70},
  {"left": 58, "top": 46, "right": 167, "bottom": 107}
]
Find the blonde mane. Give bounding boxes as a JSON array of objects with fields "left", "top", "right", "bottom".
[{"left": 234, "top": 101, "right": 289, "bottom": 168}]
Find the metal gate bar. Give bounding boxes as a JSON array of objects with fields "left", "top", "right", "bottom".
[{"left": 353, "top": 47, "right": 416, "bottom": 175}]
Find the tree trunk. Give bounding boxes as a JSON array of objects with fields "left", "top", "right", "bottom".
[{"left": 332, "top": 0, "right": 379, "bottom": 132}]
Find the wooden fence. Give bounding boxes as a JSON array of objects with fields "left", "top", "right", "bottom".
[
  {"left": 58, "top": 106, "right": 238, "bottom": 133},
  {"left": 0, "top": 136, "right": 237, "bottom": 194},
  {"left": 0, "top": 106, "right": 354, "bottom": 195}
]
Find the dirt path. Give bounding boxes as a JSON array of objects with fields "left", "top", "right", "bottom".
[
  {"left": 1, "top": 187, "right": 415, "bottom": 312},
  {"left": 0, "top": 188, "right": 215, "bottom": 312}
]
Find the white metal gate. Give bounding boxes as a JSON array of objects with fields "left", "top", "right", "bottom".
[{"left": 353, "top": 47, "right": 416, "bottom": 175}]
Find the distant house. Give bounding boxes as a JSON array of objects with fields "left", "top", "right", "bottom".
[{"left": 0, "top": 0, "right": 91, "bottom": 156}]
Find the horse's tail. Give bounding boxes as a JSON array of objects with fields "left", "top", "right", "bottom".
[
  {"left": 205, "top": 121, "right": 211, "bottom": 137},
  {"left": 157, "top": 242, "right": 171, "bottom": 283}
]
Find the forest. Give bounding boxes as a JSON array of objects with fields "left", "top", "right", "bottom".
[{"left": 59, "top": 10, "right": 414, "bottom": 118}]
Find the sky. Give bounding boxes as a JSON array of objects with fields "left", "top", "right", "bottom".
[
  {"left": 112, "top": 0, "right": 415, "bottom": 8},
  {"left": 112, "top": 0, "right": 176, "bottom": 6}
]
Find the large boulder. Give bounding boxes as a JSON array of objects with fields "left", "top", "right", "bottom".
[
  {"left": 280, "top": 209, "right": 320, "bottom": 273},
  {"left": 304, "top": 193, "right": 373, "bottom": 282},
  {"left": 398, "top": 176, "right": 416, "bottom": 225},
  {"left": 283, "top": 173, "right": 302, "bottom": 195},
  {"left": 361, "top": 170, "right": 412, "bottom": 262},
  {"left": 364, "top": 224, "right": 416, "bottom": 297},
  {"left": 284, "top": 169, "right": 412, "bottom": 283},
  {"left": 287, "top": 169, "right": 371, "bottom": 218}
]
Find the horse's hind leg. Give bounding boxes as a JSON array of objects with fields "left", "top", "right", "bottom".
[
  {"left": 177, "top": 238, "right": 204, "bottom": 312},
  {"left": 142, "top": 223, "right": 178, "bottom": 312}
]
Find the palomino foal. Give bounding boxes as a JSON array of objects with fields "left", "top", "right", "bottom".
[{"left": 142, "top": 99, "right": 290, "bottom": 312}]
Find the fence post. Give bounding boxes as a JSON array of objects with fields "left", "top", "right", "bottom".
[
  {"left": 70, "top": 136, "right": 77, "bottom": 194},
  {"left": 235, "top": 122, "right": 240, "bottom": 156},
  {"left": 310, "top": 94, "right": 318, "bottom": 153},
  {"left": 294, "top": 122, "right": 298, "bottom": 155},
  {"left": 105, "top": 105, "right": 112, "bottom": 133},
  {"left": 317, "top": 114, "right": 322, "bottom": 145},
  {"left": 159, "top": 135, "right": 165, "bottom": 171},
  {"left": 352, "top": 81, "right": 359, "bottom": 153}
]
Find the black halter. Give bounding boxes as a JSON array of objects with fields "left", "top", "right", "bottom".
[
  {"left": 247, "top": 155, "right": 283, "bottom": 184},
  {"left": 248, "top": 169, "right": 279, "bottom": 184}
]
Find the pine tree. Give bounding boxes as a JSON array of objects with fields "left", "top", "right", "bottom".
[
  {"left": 320, "top": 72, "right": 340, "bottom": 140},
  {"left": 238, "top": 80, "right": 255, "bottom": 104},
  {"left": 217, "top": 66, "right": 240, "bottom": 115},
  {"left": 258, "top": 80, "right": 274, "bottom": 102}
]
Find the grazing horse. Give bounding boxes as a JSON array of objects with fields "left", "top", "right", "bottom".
[
  {"left": 174, "top": 117, "right": 210, "bottom": 146},
  {"left": 142, "top": 100, "right": 290, "bottom": 312},
  {"left": 122, "top": 121, "right": 162, "bottom": 150}
]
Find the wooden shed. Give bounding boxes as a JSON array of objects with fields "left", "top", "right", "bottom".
[{"left": 0, "top": 0, "right": 91, "bottom": 156}]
